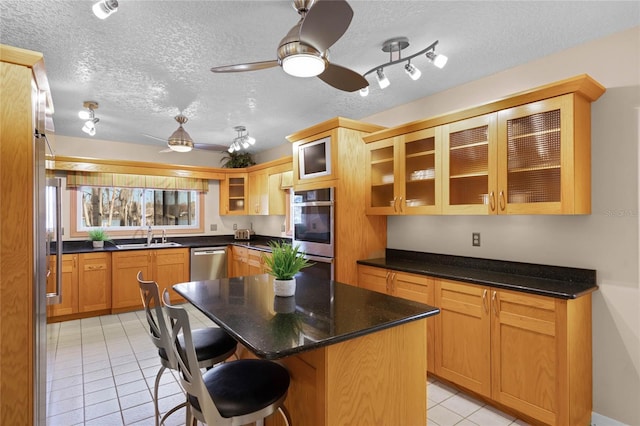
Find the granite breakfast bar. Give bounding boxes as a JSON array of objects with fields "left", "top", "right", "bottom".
[{"left": 173, "top": 274, "right": 440, "bottom": 426}]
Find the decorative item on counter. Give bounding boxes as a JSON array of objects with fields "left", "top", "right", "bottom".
[
  {"left": 219, "top": 151, "right": 256, "bottom": 168},
  {"left": 87, "top": 228, "right": 111, "bottom": 248},
  {"left": 262, "top": 241, "right": 313, "bottom": 297}
]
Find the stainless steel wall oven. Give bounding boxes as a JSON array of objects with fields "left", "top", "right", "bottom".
[{"left": 292, "top": 188, "right": 334, "bottom": 258}]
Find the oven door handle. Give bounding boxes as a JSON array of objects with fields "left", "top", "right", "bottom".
[
  {"left": 302, "top": 254, "right": 334, "bottom": 264},
  {"left": 293, "top": 201, "right": 334, "bottom": 207}
]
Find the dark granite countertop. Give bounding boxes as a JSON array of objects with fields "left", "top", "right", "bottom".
[
  {"left": 54, "top": 235, "right": 289, "bottom": 254},
  {"left": 358, "top": 249, "right": 597, "bottom": 300},
  {"left": 173, "top": 274, "right": 440, "bottom": 360}
]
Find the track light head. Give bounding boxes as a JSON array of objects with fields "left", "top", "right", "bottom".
[
  {"left": 376, "top": 68, "right": 390, "bottom": 89},
  {"left": 359, "top": 86, "right": 369, "bottom": 97},
  {"left": 92, "top": 0, "right": 118, "bottom": 19},
  {"left": 426, "top": 51, "right": 448, "bottom": 69},
  {"left": 404, "top": 63, "right": 421, "bottom": 81}
]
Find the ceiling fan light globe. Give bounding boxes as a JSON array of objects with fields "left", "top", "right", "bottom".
[{"left": 282, "top": 54, "right": 325, "bottom": 77}]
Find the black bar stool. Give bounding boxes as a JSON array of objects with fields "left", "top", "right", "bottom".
[
  {"left": 137, "top": 272, "right": 238, "bottom": 426},
  {"left": 163, "top": 290, "right": 292, "bottom": 426}
]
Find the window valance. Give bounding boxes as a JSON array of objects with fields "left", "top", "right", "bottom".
[{"left": 66, "top": 171, "right": 209, "bottom": 192}]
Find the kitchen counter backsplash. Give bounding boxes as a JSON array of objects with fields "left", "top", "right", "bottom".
[
  {"left": 358, "top": 249, "right": 597, "bottom": 300},
  {"left": 51, "top": 235, "right": 291, "bottom": 254}
]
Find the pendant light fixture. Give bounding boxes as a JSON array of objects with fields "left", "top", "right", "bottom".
[
  {"left": 92, "top": 0, "right": 118, "bottom": 19},
  {"left": 167, "top": 115, "right": 194, "bottom": 152},
  {"left": 360, "top": 37, "right": 448, "bottom": 97}
]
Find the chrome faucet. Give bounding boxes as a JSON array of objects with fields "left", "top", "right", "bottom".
[
  {"left": 161, "top": 229, "right": 167, "bottom": 243},
  {"left": 147, "top": 225, "right": 153, "bottom": 245}
]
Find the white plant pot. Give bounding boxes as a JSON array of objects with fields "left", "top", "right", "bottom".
[
  {"left": 92, "top": 240, "right": 104, "bottom": 248},
  {"left": 273, "top": 278, "right": 296, "bottom": 297}
]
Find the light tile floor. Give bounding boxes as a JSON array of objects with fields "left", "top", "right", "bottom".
[{"left": 47, "top": 307, "right": 528, "bottom": 426}]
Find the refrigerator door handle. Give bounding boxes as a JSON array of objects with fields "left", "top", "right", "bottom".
[{"left": 46, "top": 178, "right": 62, "bottom": 304}]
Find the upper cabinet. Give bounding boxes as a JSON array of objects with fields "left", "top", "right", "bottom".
[
  {"left": 219, "top": 172, "right": 248, "bottom": 215},
  {"left": 363, "top": 74, "right": 605, "bottom": 216},
  {"left": 366, "top": 127, "right": 442, "bottom": 215}
]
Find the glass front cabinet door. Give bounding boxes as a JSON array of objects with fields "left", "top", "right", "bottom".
[
  {"left": 365, "top": 128, "right": 441, "bottom": 215},
  {"left": 497, "top": 94, "right": 588, "bottom": 214},
  {"left": 442, "top": 114, "right": 498, "bottom": 214}
]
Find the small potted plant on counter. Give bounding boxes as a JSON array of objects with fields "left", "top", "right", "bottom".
[
  {"left": 263, "top": 241, "right": 312, "bottom": 297},
  {"left": 88, "top": 228, "right": 111, "bottom": 248}
]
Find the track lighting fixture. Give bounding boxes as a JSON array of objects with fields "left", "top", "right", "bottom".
[
  {"left": 79, "top": 101, "right": 99, "bottom": 136},
  {"left": 92, "top": 0, "right": 118, "bottom": 19},
  {"left": 361, "top": 37, "right": 447, "bottom": 94},
  {"left": 228, "top": 126, "right": 257, "bottom": 153}
]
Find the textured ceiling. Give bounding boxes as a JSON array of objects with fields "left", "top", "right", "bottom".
[{"left": 1, "top": 1, "right": 638, "bottom": 155}]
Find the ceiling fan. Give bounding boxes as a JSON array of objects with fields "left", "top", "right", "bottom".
[
  {"left": 144, "top": 115, "right": 227, "bottom": 153},
  {"left": 210, "top": 0, "right": 367, "bottom": 92}
]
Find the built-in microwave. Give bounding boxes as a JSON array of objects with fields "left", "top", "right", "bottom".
[{"left": 297, "top": 137, "right": 331, "bottom": 180}]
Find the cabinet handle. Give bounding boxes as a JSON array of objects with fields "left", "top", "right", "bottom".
[
  {"left": 385, "top": 272, "right": 390, "bottom": 292},
  {"left": 390, "top": 272, "right": 396, "bottom": 291},
  {"left": 398, "top": 197, "right": 403, "bottom": 213},
  {"left": 491, "top": 291, "right": 499, "bottom": 316},
  {"left": 73, "top": 256, "right": 76, "bottom": 269},
  {"left": 392, "top": 196, "right": 398, "bottom": 213},
  {"left": 482, "top": 289, "right": 489, "bottom": 314},
  {"left": 489, "top": 191, "right": 496, "bottom": 211},
  {"left": 499, "top": 191, "right": 506, "bottom": 211}
]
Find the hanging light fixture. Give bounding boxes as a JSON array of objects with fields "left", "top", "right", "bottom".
[
  {"left": 228, "top": 126, "right": 257, "bottom": 153},
  {"left": 79, "top": 101, "right": 99, "bottom": 136},
  {"left": 92, "top": 0, "right": 118, "bottom": 19},
  {"left": 167, "top": 115, "right": 194, "bottom": 153},
  {"left": 360, "top": 38, "right": 447, "bottom": 95}
]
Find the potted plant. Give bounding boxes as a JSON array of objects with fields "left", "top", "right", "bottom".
[
  {"left": 220, "top": 151, "right": 255, "bottom": 168},
  {"left": 88, "top": 228, "right": 111, "bottom": 248},
  {"left": 262, "top": 241, "right": 312, "bottom": 297}
]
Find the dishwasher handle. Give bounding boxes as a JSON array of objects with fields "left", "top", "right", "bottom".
[{"left": 193, "top": 249, "right": 226, "bottom": 255}]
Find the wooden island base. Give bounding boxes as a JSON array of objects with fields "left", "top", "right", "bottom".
[{"left": 252, "top": 319, "right": 427, "bottom": 426}]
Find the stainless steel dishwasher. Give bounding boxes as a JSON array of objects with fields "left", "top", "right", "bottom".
[{"left": 190, "top": 247, "right": 228, "bottom": 281}]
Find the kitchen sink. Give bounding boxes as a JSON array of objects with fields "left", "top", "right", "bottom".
[{"left": 116, "top": 242, "right": 182, "bottom": 250}]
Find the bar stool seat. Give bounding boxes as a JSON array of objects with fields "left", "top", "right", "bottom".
[
  {"left": 189, "top": 359, "right": 290, "bottom": 419},
  {"left": 158, "top": 327, "right": 237, "bottom": 365}
]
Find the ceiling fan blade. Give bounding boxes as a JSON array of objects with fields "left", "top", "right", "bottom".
[
  {"left": 194, "top": 143, "right": 228, "bottom": 151},
  {"left": 142, "top": 133, "right": 168, "bottom": 142},
  {"left": 299, "top": 0, "right": 353, "bottom": 52},
  {"left": 159, "top": 148, "right": 174, "bottom": 153},
  {"left": 211, "top": 60, "right": 279, "bottom": 73},
  {"left": 318, "top": 63, "right": 368, "bottom": 92}
]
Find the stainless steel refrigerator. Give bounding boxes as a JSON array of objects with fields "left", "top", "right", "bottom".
[{"left": 35, "top": 133, "right": 63, "bottom": 425}]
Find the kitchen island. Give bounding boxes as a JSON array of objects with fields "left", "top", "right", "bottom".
[{"left": 174, "top": 274, "right": 440, "bottom": 426}]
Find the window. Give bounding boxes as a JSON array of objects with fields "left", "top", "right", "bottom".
[{"left": 73, "top": 186, "right": 203, "bottom": 235}]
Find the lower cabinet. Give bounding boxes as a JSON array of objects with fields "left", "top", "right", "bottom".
[
  {"left": 47, "top": 252, "right": 111, "bottom": 320},
  {"left": 112, "top": 248, "right": 189, "bottom": 312},
  {"left": 357, "top": 264, "right": 435, "bottom": 373},
  {"left": 434, "top": 278, "right": 592, "bottom": 426},
  {"left": 229, "top": 246, "right": 248, "bottom": 277},
  {"left": 248, "top": 248, "right": 269, "bottom": 275}
]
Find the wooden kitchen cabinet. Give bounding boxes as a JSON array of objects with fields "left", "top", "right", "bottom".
[
  {"left": 229, "top": 245, "right": 248, "bottom": 278},
  {"left": 248, "top": 169, "right": 269, "bottom": 215},
  {"left": 47, "top": 254, "right": 78, "bottom": 318},
  {"left": 78, "top": 252, "right": 111, "bottom": 313},
  {"left": 357, "top": 264, "right": 435, "bottom": 373},
  {"left": 365, "top": 128, "right": 442, "bottom": 215},
  {"left": 112, "top": 247, "right": 189, "bottom": 312},
  {"left": 364, "top": 75, "right": 605, "bottom": 216},
  {"left": 48, "top": 252, "right": 112, "bottom": 320},
  {"left": 247, "top": 248, "right": 269, "bottom": 275},
  {"left": 434, "top": 278, "right": 593, "bottom": 425},
  {"left": 219, "top": 172, "right": 248, "bottom": 215}
]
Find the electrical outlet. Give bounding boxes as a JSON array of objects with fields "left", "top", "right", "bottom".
[
  {"left": 233, "top": 223, "right": 237, "bottom": 230},
  {"left": 472, "top": 232, "right": 481, "bottom": 247},
  {"left": 210, "top": 224, "right": 217, "bottom": 231}
]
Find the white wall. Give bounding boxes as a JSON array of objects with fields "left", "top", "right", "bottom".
[{"left": 361, "top": 27, "right": 640, "bottom": 425}]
